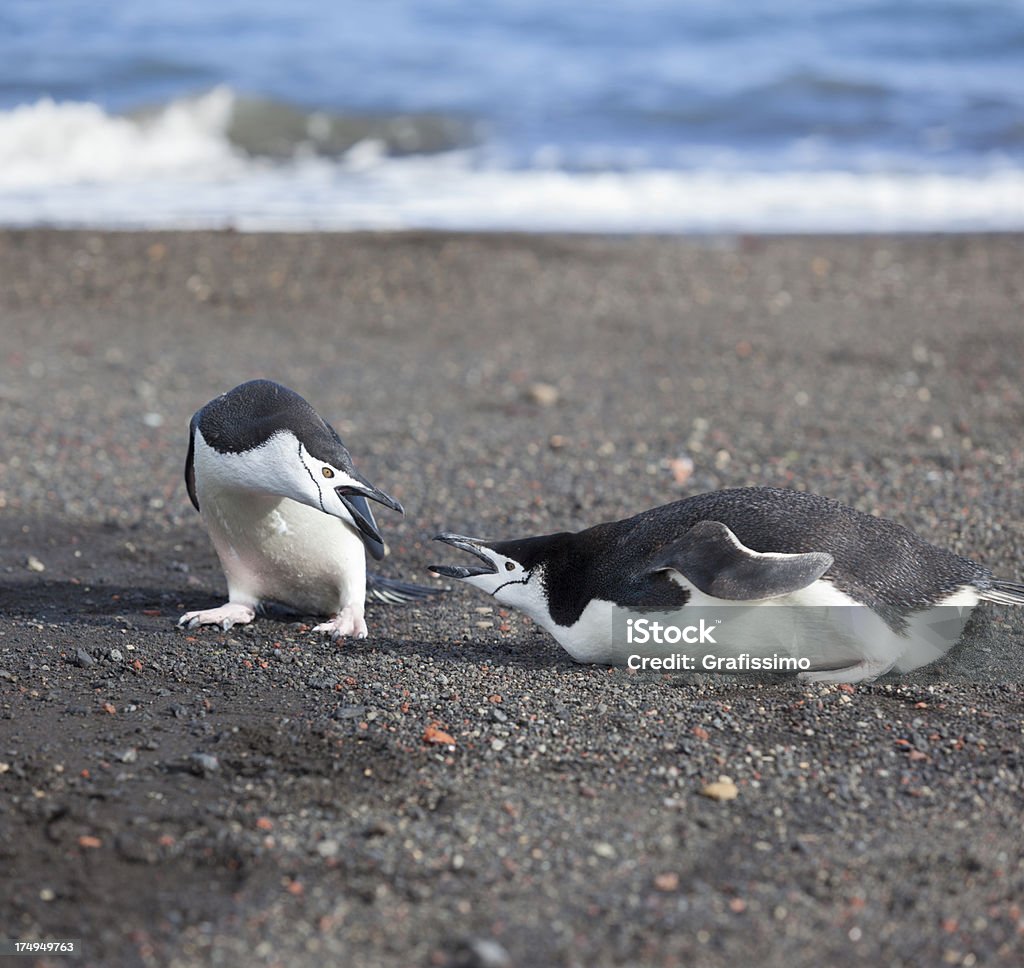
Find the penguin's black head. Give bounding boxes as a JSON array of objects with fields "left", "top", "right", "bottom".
[
  {"left": 191, "top": 380, "right": 403, "bottom": 555},
  {"left": 430, "top": 532, "right": 561, "bottom": 607}
]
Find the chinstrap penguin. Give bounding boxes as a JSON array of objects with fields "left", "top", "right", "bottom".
[
  {"left": 179, "top": 380, "right": 435, "bottom": 640},
  {"left": 431, "top": 486, "right": 1024, "bottom": 683}
]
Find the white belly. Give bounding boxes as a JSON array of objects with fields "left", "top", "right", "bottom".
[
  {"left": 537, "top": 579, "right": 979, "bottom": 682},
  {"left": 198, "top": 485, "right": 366, "bottom": 616}
]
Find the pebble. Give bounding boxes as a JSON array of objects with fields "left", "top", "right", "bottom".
[
  {"left": 670, "top": 455, "right": 695, "bottom": 485},
  {"left": 25, "top": 555, "right": 45, "bottom": 572},
  {"left": 654, "top": 872, "right": 680, "bottom": 892},
  {"left": 75, "top": 648, "right": 95, "bottom": 668},
  {"left": 187, "top": 753, "right": 219, "bottom": 776},
  {"left": 307, "top": 676, "right": 338, "bottom": 690},
  {"left": 526, "top": 382, "right": 560, "bottom": 407},
  {"left": 460, "top": 939, "right": 512, "bottom": 968},
  {"left": 701, "top": 778, "right": 739, "bottom": 802},
  {"left": 333, "top": 705, "right": 368, "bottom": 720}
]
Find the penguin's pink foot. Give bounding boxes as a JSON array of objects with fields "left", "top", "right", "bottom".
[
  {"left": 797, "top": 658, "right": 893, "bottom": 684},
  {"left": 178, "top": 602, "right": 256, "bottom": 632},
  {"left": 313, "top": 605, "right": 367, "bottom": 641}
]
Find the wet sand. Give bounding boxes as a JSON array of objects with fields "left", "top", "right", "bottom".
[{"left": 1, "top": 230, "right": 1023, "bottom": 967}]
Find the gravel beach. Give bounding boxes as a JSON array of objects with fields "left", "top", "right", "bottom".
[{"left": 1, "top": 230, "right": 1022, "bottom": 968}]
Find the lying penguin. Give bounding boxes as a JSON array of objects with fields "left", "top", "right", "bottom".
[
  {"left": 431, "top": 487, "right": 1024, "bottom": 683},
  {"left": 179, "top": 379, "right": 435, "bottom": 639}
]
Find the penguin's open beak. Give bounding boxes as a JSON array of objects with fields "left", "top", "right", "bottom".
[
  {"left": 335, "top": 482, "right": 404, "bottom": 545},
  {"left": 430, "top": 534, "right": 499, "bottom": 579}
]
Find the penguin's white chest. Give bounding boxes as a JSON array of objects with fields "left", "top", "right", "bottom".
[
  {"left": 198, "top": 485, "right": 366, "bottom": 615},
  {"left": 525, "top": 580, "right": 980, "bottom": 683},
  {"left": 538, "top": 599, "right": 621, "bottom": 664}
]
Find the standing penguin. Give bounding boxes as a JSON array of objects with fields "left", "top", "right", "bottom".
[
  {"left": 431, "top": 487, "right": 1024, "bottom": 683},
  {"left": 179, "top": 380, "right": 434, "bottom": 639}
]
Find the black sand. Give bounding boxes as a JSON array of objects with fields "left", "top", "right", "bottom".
[{"left": 1, "top": 230, "right": 1023, "bottom": 967}]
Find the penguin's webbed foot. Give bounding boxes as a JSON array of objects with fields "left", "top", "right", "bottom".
[
  {"left": 797, "top": 657, "right": 894, "bottom": 685},
  {"left": 313, "top": 605, "right": 368, "bottom": 642},
  {"left": 178, "top": 602, "right": 256, "bottom": 632}
]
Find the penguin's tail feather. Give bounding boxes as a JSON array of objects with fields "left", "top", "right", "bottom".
[
  {"left": 367, "top": 573, "right": 446, "bottom": 605},
  {"left": 980, "top": 579, "right": 1024, "bottom": 606}
]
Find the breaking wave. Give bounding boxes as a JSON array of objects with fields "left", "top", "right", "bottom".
[
  {"left": 0, "top": 87, "right": 1022, "bottom": 233},
  {"left": 0, "top": 87, "right": 473, "bottom": 187}
]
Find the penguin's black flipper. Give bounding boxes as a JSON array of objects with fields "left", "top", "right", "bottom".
[
  {"left": 367, "top": 574, "right": 445, "bottom": 605},
  {"left": 648, "top": 520, "right": 834, "bottom": 601}
]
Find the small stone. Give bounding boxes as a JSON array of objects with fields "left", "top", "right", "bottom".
[
  {"left": 490, "top": 738, "right": 506, "bottom": 752},
  {"left": 39, "top": 888, "right": 56, "bottom": 902},
  {"left": 526, "top": 382, "right": 559, "bottom": 407},
  {"left": 333, "top": 705, "right": 368, "bottom": 720},
  {"left": 75, "top": 648, "right": 95, "bottom": 668},
  {"left": 669, "top": 456, "right": 694, "bottom": 485},
  {"left": 363, "top": 819, "right": 393, "bottom": 837},
  {"left": 423, "top": 724, "right": 456, "bottom": 746},
  {"left": 188, "top": 753, "right": 219, "bottom": 776},
  {"left": 593, "top": 842, "right": 616, "bottom": 859},
  {"left": 109, "top": 648, "right": 124, "bottom": 662},
  {"left": 701, "top": 777, "right": 739, "bottom": 802},
  {"left": 308, "top": 676, "right": 338, "bottom": 690},
  {"left": 26, "top": 555, "right": 45, "bottom": 572},
  {"left": 316, "top": 839, "right": 340, "bottom": 858},
  {"left": 117, "top": 749, "right": 138, "bottom": 764},
  {"left": 654, "top": 872, "right": 680, "bottom": 892},
  {"left": 462, "top": 939, "right": 512, "bottom": 968},
  {"left": 548, "top": 434, "right": 568, "bottom": 449}
]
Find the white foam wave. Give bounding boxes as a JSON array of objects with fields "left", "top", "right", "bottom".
[
  {"left": 0, "top": 89, "right": 242, "bottom": 186},
  {"left": 0, "top": 95, "right": 1022, "bottom": 232}
]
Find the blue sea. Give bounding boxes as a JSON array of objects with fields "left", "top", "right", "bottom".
[{"left": 1, "top": 0, "right": 1022, "bottom": 232}]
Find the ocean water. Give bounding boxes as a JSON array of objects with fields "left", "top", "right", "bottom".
[{"left": 1, "top": 0, "right": 1023, "bottom": 232}]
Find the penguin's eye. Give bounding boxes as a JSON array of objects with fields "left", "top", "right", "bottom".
[
  {"left": 322, "top": 467, "right": 335, "bottom": 479},
  {"left": 504, "top": 561, "right": 516, "bottom": 571}
]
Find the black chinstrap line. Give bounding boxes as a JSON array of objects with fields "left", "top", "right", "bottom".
[
  {"left": 492, "top": 571, "right": 533, "bottom": 597},
  {"left": 298, "top": 441, "right": 327, "bottom": 513}
]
